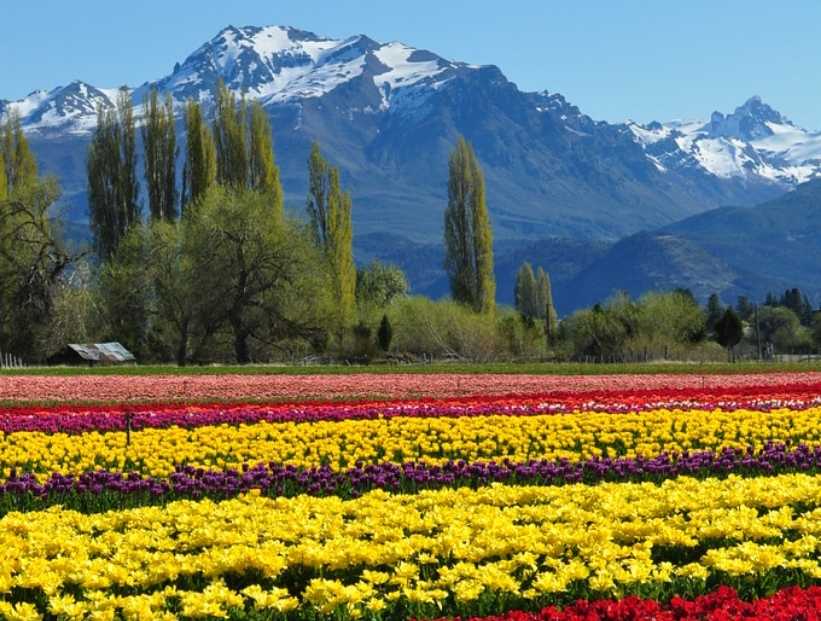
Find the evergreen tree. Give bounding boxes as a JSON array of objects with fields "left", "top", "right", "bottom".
[
  {"left": 443, "top": 137, "right": 495, "bottom": 313},
  {"left": 377, "top": 314, "right": 393, "bottom": 352},
  {"left": 87, "top": 88, "right": 141, "bottom": 260},
  {"left": 142, "top": 89, "right": 178, "bottom": 221},
  {"left": 248, "top": 102, "right": 284, "bottom": 217},
  {"left": 181, "top": 100, "right": 217, "bottom": 207},
  {"left": 1, "top": 112, "right": 37, "bottom": 195},
  {"left": 305, "top": 143, "right": 356, "bottom": 339},
  {"left": 537, "top": 267, "right": 558, "bottom": 343},
  {"left": 514, "top": 262, "right": 537, "bottom": 319},
  {"left": 736, "top": 296, "right": 754, "bottom": 322},
  {"left": 705, "top": 293, "right": 724, "bottom": 333},
  {"left": 213, "top": 81, "right": 247, "bottom": 188},
  {"left": 715, "top": 308, "right": 743, "bottom": 361}
]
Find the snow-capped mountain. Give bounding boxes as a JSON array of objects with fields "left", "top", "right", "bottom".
[
  {"left": 149, "top": 25, "right": 458, "bottom": 110},
  {"left": 1, "top": 25, "right": 470, "bottom": 136},
  {"left": 628, "top": 96, "right": 821, "bottom": 186},
  {"left": 2, "top": 24, "right": 819, "bottom": 244},
  {"left": 1, "top": 81, "right": 119, "bottom": 135}
]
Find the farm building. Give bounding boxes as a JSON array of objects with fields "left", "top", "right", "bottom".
[{"left": 47, "top": 342, "right": 136, "bottom": 366}]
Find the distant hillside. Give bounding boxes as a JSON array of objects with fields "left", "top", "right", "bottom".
[
  {"left": 662, "top": 178, "right": 821, "bottom": 294},
  {"left": 563, "top": 180, "right": 821, "bottom": 310}
]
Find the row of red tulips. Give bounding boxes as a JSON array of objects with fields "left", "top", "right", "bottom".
[
  {"left": 2, "top": 381, "right": 821, "bottom": 433},
  {"left": 430, "top": 586, "right": 821, "bottom": 621}
]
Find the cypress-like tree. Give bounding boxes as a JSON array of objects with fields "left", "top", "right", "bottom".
[
  {"left": 443, "top": 137, "right": 495, "bottom": 313},
  {"left": 142, "top": 89, "right": 178, "bottom": 221},
  {"left": 248, "top": 102, "right": 284, "bottom": 217},
  {"left": 514, "top": 262, "right": 537, "bottom": 319},
  {"left": 715, "top": 307, "right": 743, "bottom": 361},
  {"left": 306, "top": 143, "right": 356, "bottom": 338},
  {"left": 87, "top": 88, "right": 141, "bottom": 260},
  {"left": 377, "top": 314, "right": 393, "bottom": 352},
  {"left": 213, "top": 81, "right": 247, "bottom": 188},
  {"left": 537, "top": 267, "right": 558, "bottom": 344},
  {"left": 706, "top": 293, "right": 724, "bottom": 333},
  {"left": 181, "top": 100, "right": 217, "bottom": 207}
]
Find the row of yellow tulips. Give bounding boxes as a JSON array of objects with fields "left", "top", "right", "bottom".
[
  {"left": 1, "top": 474, "right": 820, "bottom": 619},
  {"left": 1, "top": 407, "right": 819, "bottom": 477}
]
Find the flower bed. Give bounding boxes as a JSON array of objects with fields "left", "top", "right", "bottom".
[
  {"left": 2, "top": 475, "right": 821, "bottom": 619},
  {"left": 2, "top": 371, "right": 821, "bottom": 404},
  {"left": 0, "top": 371, "right": 819, "bottom": 620}
]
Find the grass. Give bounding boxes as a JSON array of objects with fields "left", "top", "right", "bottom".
[{"left": 2, "top": 360, "right": 821, "bottom": 377}]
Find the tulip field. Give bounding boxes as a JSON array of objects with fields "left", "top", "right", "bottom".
[{"left": 0, "top": 371, "right": 820, "bottom": 620}]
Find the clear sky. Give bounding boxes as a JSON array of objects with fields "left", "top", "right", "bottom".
[{"left": 2, "top": 0, "right": 819, "bottom": 128}]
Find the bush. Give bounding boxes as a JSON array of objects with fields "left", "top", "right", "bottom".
[{"left": 388, "top": 297, "right": 500, "bottom": 361}]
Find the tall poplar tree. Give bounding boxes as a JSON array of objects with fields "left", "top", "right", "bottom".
[
  {"left": 87, "top": 87, "right": 140, "bottom": 260},
  {"left": 443, "top": 137, "right": 495, "bottom": 314},
  {"left": 248, "top": 102, "right": 284, "bottom": 217},
  {"left": 142, "top": 89, "right": 178, "bottom": 221},
  {"left": 0, "top": 153, "right": 6, "bottom": 201},
  {"left": 514, "top": 262, "right": 537, "bottom": 319},
  {"left": 1, "top": 112, "right": 37, "bottom": 194},
  {"left": 213, "top": 81, "right": 247, "bottom": 188},
  {"left": 181, "top": 100, "right": 217, "bottom": 207},
  {"left": 306, "top": 143, "right": 330, "bottom": 246},
  {"left": 306, "top": 143, "right": 355, "bottom": 338},
  {"left": 536, "top": 267, "right": 558, "bottom": 343}
]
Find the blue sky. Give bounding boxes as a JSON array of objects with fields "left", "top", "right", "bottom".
[{"left": 3, "top": 0, "right": 819, "bottom": 128}]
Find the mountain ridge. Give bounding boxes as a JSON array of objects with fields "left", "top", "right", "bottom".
[{"left": 2, "top": 23, "right": 820, "bottom": 264}]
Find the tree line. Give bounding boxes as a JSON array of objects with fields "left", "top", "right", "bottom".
[{"left": 1, "top": 84, "right": 820, "bottom": 365}]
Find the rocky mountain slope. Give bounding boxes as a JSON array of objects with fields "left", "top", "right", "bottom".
[{"left": 4, "top": 25, "right": 820, "bottom": 242}]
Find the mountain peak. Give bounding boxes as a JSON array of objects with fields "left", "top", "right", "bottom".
[{"left": 707, "top": 95, "right": 793, "bottom": 141}]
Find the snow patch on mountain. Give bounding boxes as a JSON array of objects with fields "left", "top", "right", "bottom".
[{"left": 628, "top": 97, "right": 821, "bottom": 186}]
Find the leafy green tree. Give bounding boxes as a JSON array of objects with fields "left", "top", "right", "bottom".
[
  {"left": 305, "top": 143, "right": 356, "bottom": 340},
  {"left": 248, "top": 102, "right": 284, "bottom": 216},
  {"left": 566, "top": 305, "right": 629, "bottom": 361},
  {"left": 213, "top": 81, "right": 247, "bottom": 189},
  {"left": 189, "top": 187, "right": 330, "bottom": 363},
  {"left": 143, "top": 219, "right": 205, "bottom": 365},
  {"left": 356, "top": 261, "right": 408, "bottom": 309},
  {"left": 443, "top": 137, "right": 495, "bottom": 314},
  {"left": 377, "top": 314, "right": 393, "bottom": 352},
  {"left": 181, "top": 100, "right": 217, "bottom": 208},
  {"left": 757, "top": 306, "right": 803, "bottom": 351},
  {"left": 813, "top": 313, "right": 821, "bottom": 352},
  {"left": 715, "top": 308, "right": 743, "bottom": 361},
  {"left": 142, "top": 89, "right": 178, "bottom": 221},
  {"left": 638, "top": 291, "right": 706, "bottom": 345},
  {"left": 97, "top": 225, "right": 151, "bottom": 358},
  {"left": 0, "top": 178, "right": 72, "bottom": 359},
  {"left": 87, "top": 88, "right": 140, "bottom": 260}
]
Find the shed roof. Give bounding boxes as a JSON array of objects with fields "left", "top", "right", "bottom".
[{"left": 67, "top": 343, "right": 136, "bottom": 363}]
